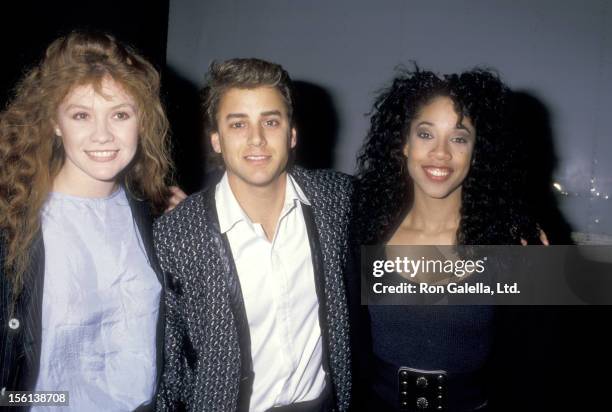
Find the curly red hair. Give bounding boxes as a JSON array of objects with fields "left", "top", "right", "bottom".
[{"left": 0, "top": 31, "right": 173, "bottom": 295}]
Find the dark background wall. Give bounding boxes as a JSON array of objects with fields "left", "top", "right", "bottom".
[
  {"left": 165, "top": 0, "right": 612, "bottom": 241},
  {"left": 1, "top": 1, "right": 170, "bottom": 103}
]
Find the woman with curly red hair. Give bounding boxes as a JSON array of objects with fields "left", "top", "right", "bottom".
[{"left": 0, "top": 31, "right": 178, "bottom": 410}]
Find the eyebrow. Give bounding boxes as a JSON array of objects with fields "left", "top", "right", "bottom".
[
  {"left": 261, "top": 110, "right": 282, "bottom": 117},
  {"left": 455, "top": 123, "right": 473, "bottom": 133},
  {"left": 225, "top": 113, "right": 248, "bottom": 120},
  {"left": 63, "top": 103, "right": 136, "bottom": 111},
  {"left": 111, "top": 103, "right": 136, "bottom": 111},
  {"left": 63, "top": 104, "right": 91, "bottom": 111},
  {"left": 416, "top": 121, "right": 434, "bottom": 127},
  {"left": 225, "top": 110, "right": 283, "bottom": 120},
  {"left": 416, "top": 120, "right": 473, "bottom": 133}
]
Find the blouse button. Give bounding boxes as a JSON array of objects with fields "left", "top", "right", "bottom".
[{"left": 8, "top": 318, "right": 20, "bottom": 330}]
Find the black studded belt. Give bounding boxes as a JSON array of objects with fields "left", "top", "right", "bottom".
[{"left": 398, "top": 367, "right": 447, "bottom": 411}]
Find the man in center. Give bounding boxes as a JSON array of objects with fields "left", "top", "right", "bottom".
[{"left": 153, "top": 58, "right": 352, "bottom": 412}]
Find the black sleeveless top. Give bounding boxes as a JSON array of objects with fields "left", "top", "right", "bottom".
[
  {"left": 361, "top": 249, "right": 496, "bottom": 412},
  {"left": 368, "top": 302, "right": 494, "bottom": 411}
]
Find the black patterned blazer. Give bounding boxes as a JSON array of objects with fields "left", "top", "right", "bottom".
[{"left": 153, "top": 166, "right": 352, "bottom": 412}]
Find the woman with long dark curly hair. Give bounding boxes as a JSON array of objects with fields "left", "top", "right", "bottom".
[
  {"left": 351, "top": 67, "right": 540, "bottom": 411},
  {"left": 0, "top": 32, "right": 183, "bottom": 410}
]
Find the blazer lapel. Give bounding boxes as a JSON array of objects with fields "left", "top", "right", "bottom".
[
  {"left": 301, "top": 204, "right": 335, "bottom": 393},
  {"left": 204, "top": 188, "right": 254, "bottom": 412}
]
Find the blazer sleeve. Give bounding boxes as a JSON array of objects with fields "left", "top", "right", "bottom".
[{"left": 153, "top": 220, "right": 188, "bottom": 411}]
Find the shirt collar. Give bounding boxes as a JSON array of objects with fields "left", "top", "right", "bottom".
[
  {"left": 286, "top": 173, "right": 311, "bottom": 208},
  {"left": 215, "top": 172, "right": 249, "bottom": 234},
  {"left": 215, "top": 172, "right": 311, "bottom": 234}
]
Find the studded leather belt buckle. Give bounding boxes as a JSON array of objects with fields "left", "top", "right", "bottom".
[{"left": 398, "top": 366, "right": 447, "bottom": 411}]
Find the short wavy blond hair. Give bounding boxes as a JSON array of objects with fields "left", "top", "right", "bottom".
[{"left": 0, "top": 31, "right": 173, "bottom": 295}]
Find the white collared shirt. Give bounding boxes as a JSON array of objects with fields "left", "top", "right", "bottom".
[{"left": 215, "top": 172, "right": 325, "bottom": 412}]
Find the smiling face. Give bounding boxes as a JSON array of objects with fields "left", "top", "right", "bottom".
[
  {"left": 53, "top": 77, "right": 139, "bottom": 197},
  {"left": 403, "top": 96, "right": 475, "bottom": 201},
  {"left": 210, "top": 86, "right": 296, "bottom": 191}
]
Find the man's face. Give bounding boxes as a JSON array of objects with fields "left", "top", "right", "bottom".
[{"left": 211, "top": 86, "right": 296, "bottom": 189}]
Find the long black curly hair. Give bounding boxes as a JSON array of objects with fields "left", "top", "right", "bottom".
[{"left": 353, "top": 66, "right": 539, "bottom": 245}]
